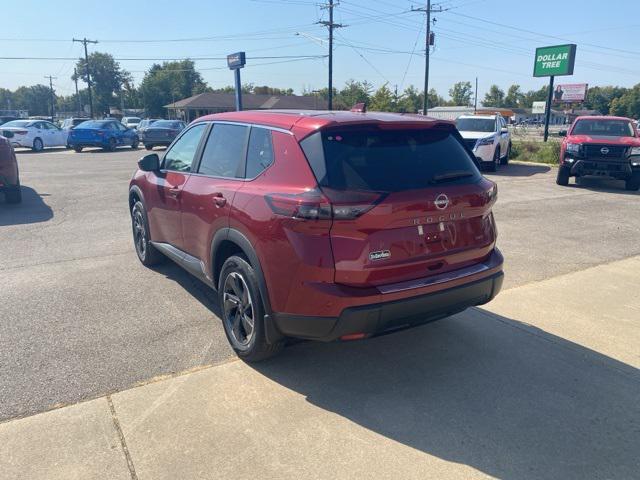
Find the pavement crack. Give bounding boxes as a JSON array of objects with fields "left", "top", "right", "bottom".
[{"left": 107, "top": 395, "right": 139, "bottom": 480}]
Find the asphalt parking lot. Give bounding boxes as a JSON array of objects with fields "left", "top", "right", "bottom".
[{"left": 1, "top": 146, "right": 639, "bottom": 426}]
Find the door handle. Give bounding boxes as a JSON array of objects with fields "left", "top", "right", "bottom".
[
  {"left": 168, "top": 187, "right": 181, "bottom": 198},
  {"left": 212, "top": 192, "right": 226, "bottom": 207}
]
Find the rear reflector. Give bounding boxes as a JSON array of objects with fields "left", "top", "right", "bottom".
[{"left": 340, "top": 333, "right": 367, "bottom": 341}]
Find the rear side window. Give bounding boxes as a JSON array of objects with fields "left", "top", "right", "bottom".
[
  {"left": 198, "top": 123, "right": 248, "bottom": 178},
  {"left": 245, "top": 127, "right": 274, "bottom": 178},
  {"left": 300, "top": 127, "right": 480, "bottom": 192}
]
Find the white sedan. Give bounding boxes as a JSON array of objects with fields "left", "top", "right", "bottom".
[{"left": 1, "top": 119, "right": 69, "bottom": 151}]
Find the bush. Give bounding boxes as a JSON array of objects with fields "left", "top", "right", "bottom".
[{"left": 511, "top": 140, "right": 560, "bottom": 164}]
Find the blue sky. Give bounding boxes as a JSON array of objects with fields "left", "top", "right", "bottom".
[{"left": 2, "top": 0, "right": 639, "bottom": 100}]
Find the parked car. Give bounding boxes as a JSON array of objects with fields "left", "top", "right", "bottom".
[
  {"left": 129, "top": 110, "right": 504, "bottom": 361},
  {"left": 0, "top": 119, "right": 69, "bottom": 151},
  {"left": 68, "top": 120, "right": 139, "bottom": 152},
  {"left": 456, "top": 114, "right": 511, "bottom": 172},
  {"left": 61, "top": 118, "right": 90, "bottom": 130},
  {"left": 0, "top": 116, "right": 19, "bottom": 126},
  {"left": 557, "top": 115, "right": 640, "bottom": 190},
  {"left": 137, "top": 118, "right": 161, "bottom": 138},
  {"left": 122, "top": 117, "right": 142, "bottom": 130},
  {"left": 0, "top": 130, "right": 21, "bottom": 203},
  {"left": 142, "top": 120, "right": 187, "bottom": 150}
]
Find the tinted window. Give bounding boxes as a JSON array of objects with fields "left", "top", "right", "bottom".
[
  {"left": 78, "top": 121, "right": 107, "bottom": 129},
  {"left": 245, "top": 127, "right": 274, "bottom": 178},
  {"left": 572, "top": 119, "right": 634, "bottom": 137},
  {"left": 456, "top": 118, "right": 496, "bottom": 133},
  {"left": 163, "top": 123, "right": 206, "bottom": 172},
  {"left": 301, "top": 127, "right": 480, "bottom": 193},
  {"left": 152, "top": 120, "right": 184, "bottom": 129},
  {"left": 198, "top": 124, "right": 248, "bottom": 178}
]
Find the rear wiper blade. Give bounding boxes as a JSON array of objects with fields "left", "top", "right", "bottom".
[{"left": 429, "top": 170, "right": 474, "bottom": 183}]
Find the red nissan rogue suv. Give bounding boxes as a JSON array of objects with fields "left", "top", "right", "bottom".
[{"left": 129, "top": 110, "right": 504, "bottom": 361}]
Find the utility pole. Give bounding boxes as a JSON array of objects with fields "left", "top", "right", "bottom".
[
  {"left": 73, "top": 37, "right": 98, "bottom": 118},
  {"left": 318, "top": 0, "right": 343, "bottom": 110},
  {"left": 412, "top": 1, "right": 444, "bottom": 115},
  {"left": 73, "top": 68, "right": 81, "bottom": 115},
  {"left": 44, "top": 75, "right": 57, "bottom": 122},
  {"left": 474, "top": 77, "right": 478, "bottom": 112}
]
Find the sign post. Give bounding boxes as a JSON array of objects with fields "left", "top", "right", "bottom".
[
  {"left": 533, "top": 44, "right": 576, "bottom": 141},
  {"left": 227, "top": 52, "right": 246, "bottom": 111}
]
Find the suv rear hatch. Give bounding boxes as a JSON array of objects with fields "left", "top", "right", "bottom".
[{"left": 301, "top": 123, "right": 497, "bottom": 287}]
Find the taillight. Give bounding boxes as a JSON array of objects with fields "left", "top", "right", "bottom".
[
  {"left": 486, "top": 183, "right": 498, "bottom": 204},
  {"left": 265, "top": 188, "right": 332, "bottom": 220},
  {"left": 266, "top": 188, "right": 386, "bottom": 220},
  {"left": 14, "top": 130, "right": 28, "bottom": 135}
]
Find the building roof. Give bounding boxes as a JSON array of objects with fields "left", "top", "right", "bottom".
[
  {"left": 194, "top": 110, "right": 454, "bottom": 140},
  {"left": 165, "top": 92, "right": 327, "bottom": 111}
]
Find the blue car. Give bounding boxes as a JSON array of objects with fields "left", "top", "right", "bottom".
[{"left": 68, "top": 120, "right": 139, "bottom": 152}]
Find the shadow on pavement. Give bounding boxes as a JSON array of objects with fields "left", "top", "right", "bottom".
[
  {"left": 571, "top": 176, "right": 639, "bottom": 196},
  {"left": 0, "top": 186, "right": 53, "bottom": 226},
  {"left": 252, "top": 308, "right": 640, "bottom": 479},
  {"left": 152, "top": 261, "right": 223, "bottom": 319},
  {"left": 486, "top": 162, "right": 551, "bottom": 177}
]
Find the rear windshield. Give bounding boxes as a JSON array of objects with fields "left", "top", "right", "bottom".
[
  {"left": 2, "top": 120, "right": 32, "bottom": 128},
  {"left": 300, "top": 127, "right": 480, "bottom": 193},
  {"left": 76, "top": 121, "right": 109, "bottom": 129},
  {"left": 572, "top": 119, "right": 635, "bottom": 137},
  {"left": 126, "top": 118, "right": 141, "bottom": 123},
  {"left": 456, "top": 118, "right": 495, "bottom": 133},
  {"left": 151, "top": 120, "right": 183, "bottom": 128}
]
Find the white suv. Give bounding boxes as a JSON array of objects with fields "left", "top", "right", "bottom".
[{"left": 456, "top": 114, "right": 511, "bottom": 171}]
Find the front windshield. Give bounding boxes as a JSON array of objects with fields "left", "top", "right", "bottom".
[
  {"left": 572, "top": 119, "right": 635, "bottom": 137},
  {"left": 456, "top": 118, "right": 495, "bottom": 133},
  {"left": 2, "top": 120, "right": 32, "bottom": 128}
]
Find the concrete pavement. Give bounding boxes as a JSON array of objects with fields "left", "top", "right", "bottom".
[{"left": 2, "top": 255, "right": 638, "bottom": 479}]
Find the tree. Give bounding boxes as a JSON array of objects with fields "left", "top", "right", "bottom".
[
  {"left": 73, "top": 52, "right": 131, "bottom": 116},
  {"left": 338, "top": 80, "right": 373, "bottom": 109},
  {"left": 584, "top": 85, "right": 628, "bottom": 115},
  {"left": 521, "top": 85, "right": 549, "bottom": 108},
  {"left": 398, "top": 85, "right": 422, "bottom": 113},
  {"left": 253, "top": 85, "right": 294, "bottom": 96},
  {"left": 0, "top": 88, "right": 13, "bottom": 110},
  {"left": 139, "top": 60, "right": 209, "bottom": 117},
  {"left": 504, "top": 84, "right": 524, "bottom": 108},
  {"left": 483, "top": 85, "right": 505, "bottom": 107},
  {"left": 12, "top": 85, "right": 52, "bottom": 116},
  {"left": 449, "top": 81, "right": 473, "bottom": 106},
  {"left": 369, "top": 84, "right": 394, "bottom": 111},
  {"left": 608, "top": 84, "right": 640, "bottom": 118}
]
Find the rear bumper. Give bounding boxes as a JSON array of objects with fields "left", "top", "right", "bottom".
[
  {"left": 272, "top": 249, "right": 504, "bottom": 341},
  {"left": 69, "top": 141, "right": 107, "bottom": 148}
]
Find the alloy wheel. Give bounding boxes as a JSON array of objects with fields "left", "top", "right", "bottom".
[
  {"left": 132, "top": 207, "right": 147, "bottom": 258},
  {"left": 223, "top": 272, "right": 255, "bottom": 347}
]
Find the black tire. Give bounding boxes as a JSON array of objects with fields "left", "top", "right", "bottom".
[
  {"left": 131, "top": 137, "right": 139, "bottom": 149},
  {"left": 32, "top": 138, "right": 44, "bottom": 152},
  {"left": 131, "top": 200, "right": 164, "bottom": 266},
  {"left": 73, "top": 146, "right": 83, "bottom": 153},
  {"left": 145, "top": 145, "right": 153, "bottom": 151},
  {"left": 556, "top": 166, "right": 570, "bottom": 186},
  {"left": 500, "top": 143, "right": 511, "bottom": 165},
  {"left": 625, "top": 174, "right": 640, "bottom": 191},
  {"left": 219, "top": 255, "right": 284, "bottom": 362},
  {"left": 485, "top": 147, "right": 499, "bottom": 172},
  {"left": 5, "top": 185, "right": 21, "bottom": 204},
  {"left": 105, "top": 137, "right": 117, "bottom": 152}
]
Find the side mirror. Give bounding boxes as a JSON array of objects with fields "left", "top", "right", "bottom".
[
  {"left": 558, "top": 130, "right": 567, "bottom": 137},
  {"left": 2, "top": 130, "right": 14, "bottom": 138},
  {"left": 138, "top": 153, "right": 160, "bottom": 172},
  {"left": 500, "top": 127, "right": 509, "bottom": 134}
]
